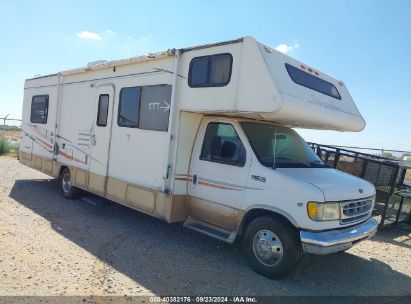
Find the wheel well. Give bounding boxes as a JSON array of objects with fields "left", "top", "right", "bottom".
[
  {"left": 59, "top": 165, "right": 68, "bottom": 178},
  {"left": 237, "top": 208, "right": 297, "bottom": 239}
]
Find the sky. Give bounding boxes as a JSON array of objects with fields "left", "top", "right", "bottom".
[{"left": 0, "top": 0, "right": 410, "bottom": 152}]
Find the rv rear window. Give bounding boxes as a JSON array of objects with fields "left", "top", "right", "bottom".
[
  {"left": 30, "top": 95, "right": 49, "bottom": 124},
  {"left": 188, "top": 53, "right": 232, "bottom": 87},
  {"left": 285, "top": 63, "right": 341, "bottom": 100},
  {"left": 118, "top": 87, "right": 141, "bottom": 128}
]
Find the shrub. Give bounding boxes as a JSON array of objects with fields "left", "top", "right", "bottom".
[{"left": 0, "top": 138, "right": 11, "bottom": 156}]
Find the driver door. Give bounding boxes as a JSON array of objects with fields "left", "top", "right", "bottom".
[{"left": 188, "top": 120, "right": 250, "bottom": 231}]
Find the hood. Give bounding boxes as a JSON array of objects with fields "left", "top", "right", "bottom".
[{"left": 278, "top": 168, "right": 376, "bottom": 201}]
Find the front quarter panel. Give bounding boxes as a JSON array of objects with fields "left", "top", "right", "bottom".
[{"left": 243, "top": 161, "right": 342, "bottom": 230}]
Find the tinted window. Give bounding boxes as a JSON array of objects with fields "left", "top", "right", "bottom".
[
  {"left": 189, "top": 57, "right": 208, "bottom": 86},
  {"left": 200, "top": 123, "right": 245, "bottom": 166},
  {"left": 189, "top": 53, "right": 232, "bottom": 87},
  {"left": 139, "top": 85, "right": 172, "bottom": 131},
  {"left": 96, "top": 94, "right": 109, "bottom": 127},
  {"left": 30, "top": 95, "right": 49, "bottom": 124},
  {"left": 210, "top": 55, "right": 232, "bottom": 85},
  {"left": 118, "top": 87, "right": 140, "bottom": 128},
  {"left": 285, "top": 63, "right": 341, "bottom": 100}
]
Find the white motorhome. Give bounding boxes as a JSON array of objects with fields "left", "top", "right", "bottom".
[{"left": 19, "top": 37, "right": 378, "bottom": 278}]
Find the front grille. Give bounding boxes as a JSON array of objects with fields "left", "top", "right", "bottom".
[
  {"left": 341, "top": 213, "right": 369, "bottom": 224},
  {"left": 340, "top": 198, "right": 373, "bottom": 224}
]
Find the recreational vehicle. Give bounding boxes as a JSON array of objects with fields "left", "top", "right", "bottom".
[{"left": 19, "top": 37, "right": 378, "bottom": 278}]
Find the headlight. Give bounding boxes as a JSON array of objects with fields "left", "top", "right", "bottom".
[{"left": 307, "top": 202, "right": 340, "bottom": 221}]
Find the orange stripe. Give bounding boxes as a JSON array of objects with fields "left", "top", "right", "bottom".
[
  {"left": 37, "top": 138, "right": 53, "bottom": 149},
  {"left": 58, "top": 151, "right": 86, "bottom": 164},
  {"left": 59, "top": 151, "right": 73, "bottom": 160},
  {"left": 175, "top": 177, "right": 193, "bottom": 181},
  {"left": 198, "top": 180, "right": 241, "bottom": 191}
]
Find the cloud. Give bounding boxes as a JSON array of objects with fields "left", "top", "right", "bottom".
[
  {"left": 274, "top": 42, "right": 299, "bottom": 54},
  {"left": 76, "top": 31, "right": 103, "bottom": 41}
]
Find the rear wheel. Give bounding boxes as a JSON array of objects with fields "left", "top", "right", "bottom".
[
  {"left": 243, "top": 216, "right": 302, "bottom": 279},
  {"left": 60, "top": 168, "right": 82, "bottom": 199}
]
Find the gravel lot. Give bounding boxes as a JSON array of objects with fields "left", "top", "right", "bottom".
[{"left": 0, "top": 157, "right": 410, "bottom": 296}]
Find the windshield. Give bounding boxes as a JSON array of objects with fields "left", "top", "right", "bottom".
[{"left": 241, "top": 122, "right": 328, "bottom": 168}]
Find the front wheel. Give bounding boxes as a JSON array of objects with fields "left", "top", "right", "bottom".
[
  {"left": 243, "top": 216, "right": 302, "bottom": 279},
  {"left": 60, "top": 168, "right": 82, "bottom": 199}
]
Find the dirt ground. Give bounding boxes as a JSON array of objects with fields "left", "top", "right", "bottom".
[{"left": 0, "top": 157, "right": 410, "bottom": 297}]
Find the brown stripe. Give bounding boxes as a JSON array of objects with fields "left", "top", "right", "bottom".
[
  {"left": 175, "top": 177, "right": 193, "bottom": 181},
  {"left": 37, "top": 137, "right": 53, "bottom": 150},
  {"left": 58, "top": 151, "right": 85, "bottom": 164},
  {"left": 198, "top": 180, "right": 241, "bottom": 191}
]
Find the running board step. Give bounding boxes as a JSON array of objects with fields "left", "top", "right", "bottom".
[{"left": 183, "top": 216, "right": 236, "bottom": 243}]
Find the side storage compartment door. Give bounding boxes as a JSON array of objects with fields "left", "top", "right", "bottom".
[
  {"left": 88, "top": 85, "right": 114, "bottom": 195},
  {"left": 186, "top": 120, "right": 250, "bottom": 237}
]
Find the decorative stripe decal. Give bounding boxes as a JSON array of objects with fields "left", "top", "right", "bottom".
[
  {"left": 198, "top": 180, "right": 242, "bottom": 191},
  {"left": 22, "top": 131, "right": 54, "bottom": 153},
  {"left": 174, "top": 174, "right": 263, "bottom": 191},
  {"left": 175, "top": 174, "right": 192, "bottom": 181},
  {"left": 36, "top": 137, "right": 53, "bottom": 150},
  {"left": 199, "top": 177, "right": 263, "bottom": 191},
  {"left": 58, "top": 151, "right": 86, "bottom": 164}
]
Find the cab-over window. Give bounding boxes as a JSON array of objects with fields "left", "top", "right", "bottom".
[{"left": 188, "top": 53, "right": 233, "bottom": 87}]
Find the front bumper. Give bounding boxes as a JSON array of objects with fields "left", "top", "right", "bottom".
[{"left": 300, "top": 217, "right": 378, "bottom": 254}]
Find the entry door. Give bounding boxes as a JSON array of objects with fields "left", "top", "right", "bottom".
[
  {"left": 89, "top": 86, "right": 114, "bottom": 194},
  {"left": 189, "top": 121, "right": 250, "bottom": 231}
]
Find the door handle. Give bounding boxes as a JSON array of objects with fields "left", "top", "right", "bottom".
[
  {"left": 90, "top": 134, "right": 96, "bottom": 145},
  {"left": 192, "top": 174, "right": 197, "bottom": 185}
]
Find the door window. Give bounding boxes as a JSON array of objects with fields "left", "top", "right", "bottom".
[
  {"left": 96, "top": 94, "right": 109, "bottom": 127},
  {"left": 200, "top": 123, "right": 246, "bottom": 166},
  {"left": 118, "top": 87, "right": 141, "bottom": 128}
]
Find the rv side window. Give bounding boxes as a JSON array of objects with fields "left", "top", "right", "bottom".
[
  {"left": 118, "top": 85, "right": 171, "bottom": 131},
  {"left": 139, "top": 85, "right": 172, "bottom": 131},
  {"left": 118, "top": 87, "right": 141, "bottom": 128},
  {"left": 200, "top": 123, "right": 246, "bottom": 167},
  {"left": 30, "top": 95, "right": 49, "bottom": 124},
  {"left": 285, "top": 63, "right": 341, "bottom": 100},
  {"left": 188, "top": 53, "right": 232, "bottom": 87},
  {"left": 96, "top": 94, "right": 109, "bottom": 127}
]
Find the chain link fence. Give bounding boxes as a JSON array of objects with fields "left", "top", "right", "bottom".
[{"left": 0, "top": 116, "right": 22, "bottom": 151}]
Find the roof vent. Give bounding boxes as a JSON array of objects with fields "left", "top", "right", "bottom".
[{"left": 87, "top": 60, "right": 109, "bottom": 67}]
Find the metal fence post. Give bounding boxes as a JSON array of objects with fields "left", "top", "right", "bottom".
[{"left": 2, "top": 114, "right": 10, "bottom": 138}]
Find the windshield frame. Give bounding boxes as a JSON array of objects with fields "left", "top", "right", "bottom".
[{"left": 240, "top": 121, "right": 328, "bottom": 169}]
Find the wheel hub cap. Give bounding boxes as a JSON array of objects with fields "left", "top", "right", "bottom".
[
  {"left": 62, "top": 173, "right": 71, "bottom": 193},
  {"left": 253, "top": 230, "right": 283, "bottom": 266}
]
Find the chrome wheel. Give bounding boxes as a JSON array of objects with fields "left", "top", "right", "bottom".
[
  {"left": 62, "top": 172, "right": 72, "bottom": 193},
  {"left": 252, "top": 229, "right": 283, "bottom": 266}
]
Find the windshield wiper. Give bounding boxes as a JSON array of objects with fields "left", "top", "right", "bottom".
[
  {"left": 274, "top": 157, "right": 311, "bottom": 168},
  {"left": 309, "top": 160, "right": 329, "bottom": 168}
]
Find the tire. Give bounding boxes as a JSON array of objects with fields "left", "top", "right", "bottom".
[
  {"left": 243, "top": 216, "right": 302, "bottom": 279},
  {"left": 60, "top": 168, "right": 82, "bottom": 199}
]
